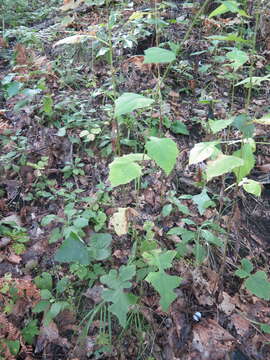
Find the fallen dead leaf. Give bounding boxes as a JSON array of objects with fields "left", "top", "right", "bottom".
[
  {"left": 218, "top": 292, "right": 235, "bottom": 315},
  {"left": 8, "top": 253, "right": 22, "bottom": 264},
  {"left": 192, "top": 319, "right": 235, "bottom": 359},
  {"left": 231, "top": 314, "right": 250, "bottom": 337}
]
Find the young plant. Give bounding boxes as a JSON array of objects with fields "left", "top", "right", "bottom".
[
  {"left": 100, "top": 264, "right": 138, "bottom": 327},
  {"left": 143, "top": 249, "right": 182, "bottom": 311},
  {"left": 235, "top": 259, "right": 270, "bottom": 301},
  {"left": 33, "top": 272, "right": 71, "bottom": 326}
]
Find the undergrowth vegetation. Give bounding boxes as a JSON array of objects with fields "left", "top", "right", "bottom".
[{"left": 0, "top": 0, "right": 270, "bottom": 359}]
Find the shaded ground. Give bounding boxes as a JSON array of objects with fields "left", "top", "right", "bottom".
[{"left": 0, "top": 1, "right": 270, "bottom": 359}]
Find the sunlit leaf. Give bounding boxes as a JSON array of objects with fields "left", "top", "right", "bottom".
[
  {"left": 206, "top": 154, "right": 244, "bottom": 181},
  {"left": 115, "top": 92, "right": 154, "bottom": 117},
  {"left": 143, "top": 47, "right": 176, "bottom": 64}
]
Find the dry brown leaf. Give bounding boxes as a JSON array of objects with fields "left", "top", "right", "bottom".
[
  {"left": 231, "top": 314, "right": 250, "bottom": 337},
  {"left": 218, "top": 292, "right": 235, "bottom": 315},
  {"left": 192, "top": 319, "right": 235, "bottom": 359},
  {"left": 8, "top": 253, "right": 22, "bottom": 264}
]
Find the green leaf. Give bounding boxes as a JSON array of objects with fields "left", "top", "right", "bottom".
[
  {"left": 233, "top": 143, "right": 255, "bottom": 182},
  {"left": 22, "top": 319, "right": 39, "bottom": 345},
  {"left": 233, "top": 114, "right": 254, "bottom": 138},
  {"left": 5, "top": 340, "right": 20, "bottom": 356},
  {"left": 101, "top": 265, "right": 138, "bottom": 327},
  {"left": 170, "top": 120, "right": 189, "bottom": 135},
  {"left": 41, "top": 289, "right": 53, "bottom": 300},
  {"left": 56, "top": 277, "right": 69, "bottom": 294},
  {"left": 143, "top": 47, "right": 176, "bottom": 64},
  {"left": 235, "top": 258, "right": 253, "bottom": 278},
  {"left": 115, "top": 93, "right": 154, "bottom": 117},
  {"left": 73, "top": 217, "right": 89, "bottom": 229},
  {"left": 41, "top": 214, "right": 58, "bottom": 226},
  {"left": 143, "top": 249, "right": 177, "bottom": 271},
  {"left": 189, "top": 141, "right": 219, "bottom": 165},
  {"left": 206, "top": 34, "right": 249, "bottom": 43},
  {"left": 206, "top": 154, "right": 244, "bottom": 181},
  {"left": 161, "top": 204, "right": 173, "bottom": 217},
  {"left": 54, "top": 234, "right": 90, "bottom": 265},
  {"left": 109, "top": 157, "right": 142, "bottom": 187},
  {"left": 193, "top": 243, "right": 207, "bottom": 265},
  {"left": 43, "top": 95, "right": 53, "bottom": 115},
  {"left": 88, "top": 233, "right": 112, "bottom": 260},
  {"left": 192, "top": 189, "right": 215, "bottom": 215},
  {"left": 32, "top": 300, "right": 50, "bottom": 313},
  {"left": 146, "top": 137, "right": 179, "bottom": 175},
  {"left": 208, "top": 118, "right": 234, "bottom": 134},
  {"left": 145, "top": 270, "right": 181, "bottom": 311},
  {"left": 201, "top": 230, "right": 223, "bottom": 247},
  {"left": 167, "top": 228, "right": 195, "bottom": 242},
  {"left": 244, "top": 271, "right": 270, "bottom": 300},
  {"left": 34, "top": 272, "right": 53, "bottom": 290},
  {"left": 241, "top": 179, "right": 262, "bottom": 197},
  {"left": 226, "top": 49, "right": 249, "bottom": 71},
  {"left": 260, "top": 324, "right": 270, "bottom": 334},
  {"left": 6, "top": 81, "right": 23, "bottom": 98}
]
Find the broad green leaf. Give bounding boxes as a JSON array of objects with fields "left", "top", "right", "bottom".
[
  {"left": 101, "top": 265, "right": 137, "bottom": 327},
  {"left": 192, "top": 189, "right": 215, "bottom": 215},
  {"left": 41, "top": 289, "right": 53, "bottom": 300},
  {"left": 88, "top": 233, "right": 112, "bottom": 260},
  {"left": 189, "top": 141, "right": 219, "bottom": 165},
  {"left": 241, "top": 179, "right": 262, "bottom": 197},
  {"left": 109, "top": 157, "right": 142, "bottom": 187},
  {"left": 233, "top": 114, "right": 254, "bottom": 138},
  {"left": 73, "top": 217, "right": 89, "bottom": 228},
  {"left": 120, "top": 153, "right": 150, "bottom": 162},
  {"left": 5, "top": 340, "right": 20, "bottom": 356},
  {"left": 161, "top": 204, "right": 173, "bottom": 217},
  {"left": 170, "top": 120, "right": 189, "bottom": 135},
  {"left": 143, "top": 47, "right": 176, "bottom": 64},
  {"left": 6, "top": 81, "right": 23, "bottom": 98},
  {"left": 145, "top": 137, "right": 179, "bottom": 175},
  {"left": 233, "top": 143, "right": 255, "bottom": 182},
  {"left": 201, "top": 230, "right": 223, "bottom": 247},
  {"left": 22, "top": 319, "right": 39, "bottom": 345},
  {"left": 260, "top": 324, "right": 270, "bottom": 334},
  {"left": 32, "top": 300, "right": 50, "bottom": 313},
  {"left": 244, "top": 271, "right": 270, "bottom": 300},
  {"left": 54, "top": 235, "right": 90, "bottom": 265},
  {"left": 115, "top": 92, "right": 154, "bottom": 117},
  {"left": 145, "top": 270, "right": 182, "bottom": 311},
  {"left": 41, "top": 214, "right": 59, "bottom": 226},
  {"left": 208, "top": 118, "right": 234, "bottom": 134},
  {"left": 193, "top": 243, "right": 207, "bottom": 265},
  {"left": 206, "top": 154, "right": 244, "bottom": 181},
  {"left": 143, "top": 249, "right": 177, "bottom": 271},
  {"left": 235, "top": 258, "right": 253, "bottom": 278},
  {"left": 226, "top": 49, "right": 249, "bottom": 71},
  {"left": 34, "top": 272, "right": 53, "bottom": 291},
  {"left": 167, "top": 228, "right": 195, "bottom": 242}
]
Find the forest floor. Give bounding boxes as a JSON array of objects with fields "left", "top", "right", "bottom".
[{"left": 0, "top": 0, "right": 270, "bottom": 359}]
